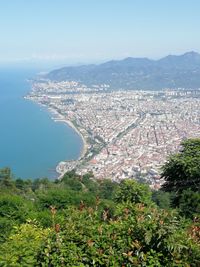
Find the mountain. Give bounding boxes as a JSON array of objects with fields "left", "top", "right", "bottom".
[{"left": 46, "top": 51, "right": 200, "bottom": 90}]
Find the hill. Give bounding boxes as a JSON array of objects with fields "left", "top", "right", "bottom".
[{"left": 46, "top": 51, "right": 200, "bottom": 90}]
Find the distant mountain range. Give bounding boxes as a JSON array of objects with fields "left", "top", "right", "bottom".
[{"left": 46, "top": 51, "right": 200, "bottom": 90}]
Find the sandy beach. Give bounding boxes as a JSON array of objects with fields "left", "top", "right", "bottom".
[
  {"left": 53, "top": 117, "right": 88, "bottom": 178},
  {"left": 47, "top": 105, "right": 87, "bottom": 159},
  {"left": 59, "top": 119, "right": 88, "bottom": 160}
]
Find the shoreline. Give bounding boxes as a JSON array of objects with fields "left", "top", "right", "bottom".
[
  {"left": 37, "top": 104, "right": 88, "bottom": 159},
  {"left": 26, "top": 98, "right": 88, "bottom": 178},
  {"left": 54, "top": 118, "right": 87, "bottom": 160},
  {"left": 51, "top": 114, "right": 88, "bottom": 178}
]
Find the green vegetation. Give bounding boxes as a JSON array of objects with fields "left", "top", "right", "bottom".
[
  {"left": 161, "top": 139, "right": 200, "bottom": 194},
  {"left": 0, "top": 138, "right": 199, "bottom": 266},
  {"left": 161, "top": 138, "right": 200, "bottom": 217}
]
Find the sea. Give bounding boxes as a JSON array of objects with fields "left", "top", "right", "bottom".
[{"left": 0, "top": 67, "right": 83, "bottom": 179}]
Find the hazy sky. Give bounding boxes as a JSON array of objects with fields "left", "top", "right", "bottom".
[{"left": 0, "top": 0, "right": 200, "bottom": 67}]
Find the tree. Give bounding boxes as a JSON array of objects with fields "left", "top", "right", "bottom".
[
  {"left": 0, "top": 167, "right": 14, "bottom": 189},
  {"left": 161, "top": 139, "right": 200, "bottom": 194},
  {"left": 152, "top": 191, "right": 171, "bottom": 209},
  {"left": 62, "top": 171, "right": 82, "bottom": 191},
  {"left": 115, "top": 179, "right": 152, "bottom": 205},
  {"left": 98, "top": 179, "right": 118, "bottom": 200},
  {"left": 178, "top": 189, "right": 200, "bottom": 219}
]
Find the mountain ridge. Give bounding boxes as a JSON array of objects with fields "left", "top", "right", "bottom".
[{"left": 46, "top": 51, "right": 200, "bottom": 90}]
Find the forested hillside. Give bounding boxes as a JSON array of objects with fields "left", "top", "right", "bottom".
[
  {"left": 0, "top": 139, "right": 199, "bottom": 266},
  {"left": 46, "top": 51, "right": 200, "bottom": 90}
]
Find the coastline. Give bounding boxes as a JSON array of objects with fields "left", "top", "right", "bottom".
[
  {"left": 52, "top": 116, "right": 88, "bottom": 178},
  {"left": 55, "top": 118, "right": 87, "bottom": 160},
  {"left": 26, "top": 96, "right": 87, "bottom": 178}
]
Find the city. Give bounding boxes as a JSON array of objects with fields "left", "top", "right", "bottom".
[{"left": 27, "top": 80, "right": 200, "bottom": 189}]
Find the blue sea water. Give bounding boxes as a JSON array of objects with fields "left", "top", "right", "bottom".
[{"left": 0, "top": 67, "right": 83, "bottom": 179}]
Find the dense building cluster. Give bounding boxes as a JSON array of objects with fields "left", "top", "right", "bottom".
[{"left": 27, "top": 80, "right": 200, "bottom": 189}]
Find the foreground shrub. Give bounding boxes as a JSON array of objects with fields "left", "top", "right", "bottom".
[
  {"left": 0, "top": 221, "right": 49, "bottom": 266},
  {"left": 1, "top": 205, "right": 198, "bottom": 266}
]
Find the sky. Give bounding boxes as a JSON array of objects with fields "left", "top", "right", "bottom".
[{"left": 0, "top": 0, "right": 200, "bottom": 68}]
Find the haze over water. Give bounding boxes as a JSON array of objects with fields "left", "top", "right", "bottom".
[{"left": 0, "top": 67, "right": 83, "bottom": 179}]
